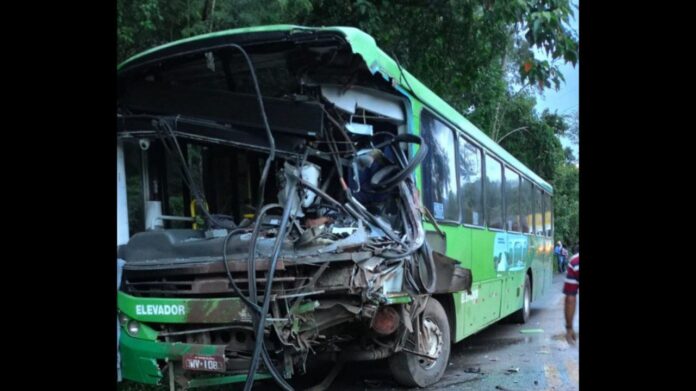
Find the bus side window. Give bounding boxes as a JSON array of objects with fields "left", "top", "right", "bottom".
[
  {"left": 421, "top": 110, "right": 460, "bottom": 222},
  {"left": 458, "top": 136, "right": 483, "bottom": 226},
  {"left": 484, "top": 154, "right": 503, "bottom": 230},
  {"left": 520, "top": 178, "right": 533, "bottom": 234},
  {"left": 504, "top": 167, "right": 521, "bottom": 232},
  {"left": 534, "top": 187, "right": 543, "bottom": 236},
  {"left": 544, "top": 192, "right": 552, "bottom": 237}
]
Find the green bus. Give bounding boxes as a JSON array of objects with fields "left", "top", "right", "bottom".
[{"left": 117, "top": 25, "right": 554, "bottom": 390}]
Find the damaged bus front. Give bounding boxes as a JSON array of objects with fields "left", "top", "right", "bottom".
[{"left": 117, "top": 26, "right": 472, "bottom": 390}]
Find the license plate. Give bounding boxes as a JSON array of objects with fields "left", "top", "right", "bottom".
[{"left": 182, "top": 353, "right": 226, "bottom": 373}]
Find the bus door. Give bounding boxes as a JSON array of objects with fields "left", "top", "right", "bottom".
[{"left": 500, "top": 232, "right": 528, "bottom": 318}]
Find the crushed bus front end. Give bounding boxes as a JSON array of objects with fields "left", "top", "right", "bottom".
[{"left": 117, "top": 25, "right": 471, "bottom": 390}]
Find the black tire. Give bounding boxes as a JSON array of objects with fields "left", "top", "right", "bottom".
[
  {"left": 511, "top": 275, "right": 531, "bottom": 324},
  {"left": 388, "top": 297, "right": 451, "bottom": 387}
]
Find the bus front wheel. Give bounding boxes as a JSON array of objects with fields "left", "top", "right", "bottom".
[{"left": 388, "top": 297, "right": 450, "bottom": 387}]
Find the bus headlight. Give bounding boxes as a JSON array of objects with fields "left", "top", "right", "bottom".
[
  {"left": 118, "top": 312, "right": 129, "bottom": 326},
  {"left": 127, "top": 320, "right": 140, "bottom": 336}
]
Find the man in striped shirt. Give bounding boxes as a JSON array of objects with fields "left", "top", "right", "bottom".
[{"left": 563, "top": 244, "right": 580, "bottom": 344}]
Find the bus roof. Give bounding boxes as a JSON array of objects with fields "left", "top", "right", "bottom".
[{"left": 119, "top": 25, "right": 553, "bottom": 194}]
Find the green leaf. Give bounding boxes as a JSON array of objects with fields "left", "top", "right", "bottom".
[{"left": 533, "top": 18, "right": 541, "bottom": 42}]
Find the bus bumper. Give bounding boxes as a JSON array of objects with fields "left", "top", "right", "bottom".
[{"left": 119, "top": 330, "right": 271, "bottom": 387}]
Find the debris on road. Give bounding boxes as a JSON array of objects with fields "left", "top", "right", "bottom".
[{"left": 506, "top": 367, "right": 520, "bottom": 373}]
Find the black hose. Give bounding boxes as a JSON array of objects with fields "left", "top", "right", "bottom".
[
  {"left": 369, "top": 134, "right": 428, "bottom": 192},
  {"left": 243, "top": 204, "right": 285, "bottom": 388},
  {"left": 220, "top": 44, "right": 294, "bottom": 390},
  {"left": 222, "top": 228, "right": 258, "bottom": 309},
  {"left": 244, "top": 183, "right": 299, "bottom": 391},
  {"left": 340, "top": 346, "right": 393, "bottom": 361},
  {"left": 245, "top": 204, "right": 283, "bottom": 303},
  {"left": 417, "top": 241, "right": 437, "bottom": 293},
  {"left": 221, "top": 213, "right": 294, "bottom": 391},
  {"left": 315, "top": 346, "right": 393, "bottom": 363}
]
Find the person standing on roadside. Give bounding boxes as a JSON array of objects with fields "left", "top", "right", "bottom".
[
  {"left": 563, "top": 243, "right": 580, "bottom": 344},
  {"left": 554, "top": 241, "right": 565, "bottom": 273}
]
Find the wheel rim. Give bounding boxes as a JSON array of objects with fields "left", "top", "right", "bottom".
[{"left": 418, "top": 317, "right": 443, "bottom": 370}]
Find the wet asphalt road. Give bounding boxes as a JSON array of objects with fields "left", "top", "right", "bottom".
[{"left": 285, "top": 273, "right": 579, "bottom": 391}]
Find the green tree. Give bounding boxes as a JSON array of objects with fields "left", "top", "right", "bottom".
[
  {"left": 297, "top": 1, "right": 577, "bottom": 133},
  {"left": 566, "top": 109, "right": 579, "bottom": 145},
  {"left": 118, "top": 1, "right": 578, "bottom": 120},
  {"left": 563, "top": 146, "right": 576, "bottom": 164},
  {"left": 552, "top": 162, "right": 578, "bottom": 246},
  {"left": 117, "top": 0, "right": 313, "bottom": 63}
]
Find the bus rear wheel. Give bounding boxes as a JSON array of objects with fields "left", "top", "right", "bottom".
[
  {"left": 511, "top": 275, "right": 531, "bottom": 323},
  {"left": 388, "top": 297, "right": 450, "bottom": 387}
]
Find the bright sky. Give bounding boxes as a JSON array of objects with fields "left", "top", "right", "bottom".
[{"left": 534, "top": 0, "right": 579, "bottom": 161}]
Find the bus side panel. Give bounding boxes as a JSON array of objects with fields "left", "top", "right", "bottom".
[
  {"left": 452, "top": 229, "right": 503, "bottom": 341},
  {"left": 471, "top": 229, "right": 497, "bottom": 281},
  {"left": 441, "top": 224, "right": 471, "bottom": 342},
  {"left": 499, "top": 232, "right": 529, "bottom": 318},
  {"left": 530, "top": 235, "right": 552, "bottom": 301},
  {"left": 454, "top": 279, "right": 503, "bottom": 341},
  {"left": 539, "top": 237, "right": 547, "bottom": 298},
  {"left": 543, "top": 237, "right": 553, "bottom": 297},
  {"left": 529, "top": 235, "right": 541, "bottom": 300},
  {"left": 440, "top": 224, "right": 472, "bottom": 271}
]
